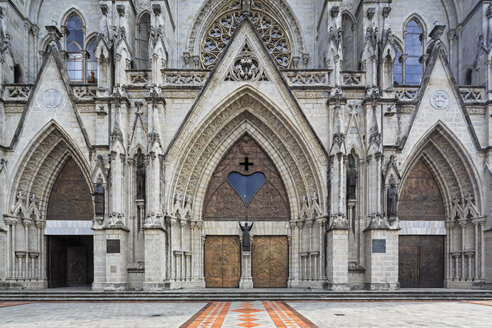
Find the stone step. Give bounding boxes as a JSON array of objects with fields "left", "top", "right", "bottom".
[{"left": 1, "top": 290, "right": 491, "bottom": 301}]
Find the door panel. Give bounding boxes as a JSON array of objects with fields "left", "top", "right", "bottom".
[
  {"left": 398, "top": 236, "right": 419, "bottom": 288},
  {"left": 419, "top": 236, "right": 444, "bottom": 288},
  {"left": 252, "top": 236, "right": 288, "bottom": 288},
  {"left": 204, "top": 236, "right": 240, "bottom": 288},
  {"left": 399, "top": 235, "right": 444, "bottom": 288},
  {"left": 67, "top": 246, "right": 87, "bottom": 285}
]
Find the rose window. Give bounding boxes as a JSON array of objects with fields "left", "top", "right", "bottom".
[{"left": 200, "top": 1, "right": 291, "bottom": 69}]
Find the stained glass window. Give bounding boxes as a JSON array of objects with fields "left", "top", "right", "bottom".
[
  {"left": 200, "top": 1, "right": 291, "bottom": 69},
  {"left": 86, "top": 39, "right": 97, "bottom": 83},
  {"left": 404, "top": 20, "right": 423, "bottom": 85},
  {"left": 394, "top": 44, "right": 402, "bottom": 85},
  {"left": 228, "top": 172, "right": 266, "bottom": 205},
  {"left": 136, "top": 13, "right": 151, "bottom": 69},
  {"left": 66, "top": 15, "right": 84, "bottom": 82}
]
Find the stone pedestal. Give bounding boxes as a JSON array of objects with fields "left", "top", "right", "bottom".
[
  {"left": 143, "top": 227, "right": 168, "bottom": 290},
  {"left": 0, "top": 228, "right": 6, "bottom": 281},
  {"left": 239, "top": 251, "right": 253, "bottom": 289},
  {"left": 364, "top": 223, "right": 399, "bottom": 290},
  {"left": 91, "top": 227, "right": 106, "bottom": 291},
  {"left": 324, "top": 224, "right": 350, "bottom": 291},
  {"left": 484, "top": 227, "right": 492, "bottom": 288},
  {"left": 102, "top": 228, "right": 129, "bottom": 290}
]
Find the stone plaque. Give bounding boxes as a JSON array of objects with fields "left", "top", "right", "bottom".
[
  {"left": 107, "top": 240, "right": 120, "bottom": 254},
  {"left": 372, "top": 239, "right": 386, "bottom": 253},
  {"left": 42, "top": 88, "right": 62, "bottom": 108},
  {"left": 429, "top": 90, "right": 449, "bottom": 110}
]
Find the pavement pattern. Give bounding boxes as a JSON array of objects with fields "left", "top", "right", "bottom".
[{"left": 0, "top": 300, "right": 491, "bottom": 327}]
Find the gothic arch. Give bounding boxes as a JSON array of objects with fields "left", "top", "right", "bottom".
[
  {"left": 400, "top": 122, "right": 482, "bottom": 219},
  {"left": 402, "top": 14, "right": 427, "bottom": 38},
  {"left": 185, "top": 0, "right": 306, "bottom": 64},
  {"left": 9, "top": 121, "right": 92, "bottom": 218},
  {"left": 60, "top": 7, "right": 87, "bottom": 29},
  {"left": 166, "top": 91, "right": 326, "bottom": 220}
]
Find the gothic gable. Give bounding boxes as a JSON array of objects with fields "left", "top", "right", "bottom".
[
  {"left": 7, "top": 45, "right": 91, "bottom": 155},
  {"left": 399, "top": 45, "right": 482, "bottom": 161}
]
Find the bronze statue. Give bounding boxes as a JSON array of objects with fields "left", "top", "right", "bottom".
[
  {"left": 347, "top": 155, "right": 358, "bottom": 200},
  {"left": 136, "top": 152, "right": 146, "bottom": 200},
  {"left": 92, "top": 181, "right": 105, "bottom": 216},
  {"left": 387, "top": 182, "right": 398, "bottom": 217},
  {"left": 239, "top": 222, "right": 253, "bottom": 251}
]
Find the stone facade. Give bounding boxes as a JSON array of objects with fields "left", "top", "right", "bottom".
[{"left": 0, "top": 0, "right": 490, "bottom": 291}]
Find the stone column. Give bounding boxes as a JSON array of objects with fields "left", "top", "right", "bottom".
[
  {"left": 92, "top": 218, "right": 106, "bottom": 291},
  {"left": 325, "top": 217, "right": 350, "bottom": 291},
  {"left": 22, "top": 218, "right": 33, "bottom": 279},
  {"left": 143, "top": 223, "right": 167, "bottom": 290},
  {"left": 484, "top": 227, "right": 492, "bottom": 288}
]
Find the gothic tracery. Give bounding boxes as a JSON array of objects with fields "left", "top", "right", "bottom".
[{"left": 200, "top": 0, "right": 291, "bottom": 69}]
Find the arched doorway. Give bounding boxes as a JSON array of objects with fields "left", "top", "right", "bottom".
[
  {"left": 398, "top": 158, "right": 445, "bottom": 288},
  {"left": 46, "top": 157, "right": 94, "bottom": 287},
  {"left": 202, "top": 134, "right": 289, "bottom": 288}
]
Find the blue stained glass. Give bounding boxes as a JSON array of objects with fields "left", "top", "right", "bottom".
[
  {"left": 228, "top": 172, "right": 266, "bottom": 205},
  {"left": 394, "top": 45, "right": 402, "bottom": 85},
  {"left": 404, "top": 19, "right": 422, "bottom": 85}
]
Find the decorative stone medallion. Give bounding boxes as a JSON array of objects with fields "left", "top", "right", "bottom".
[
  {"left": 430, "top": 90, "right": 449, "bottom": 110},
  {"left": 42, "top": 88, "right": 62, "bottom": 108}
]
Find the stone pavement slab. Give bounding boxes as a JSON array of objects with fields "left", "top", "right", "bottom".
[{"left": 0, "top": 300, "right": 491, "bottom": 327}]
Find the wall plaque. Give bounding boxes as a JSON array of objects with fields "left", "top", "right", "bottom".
[
  {"left": 107, "top": 240, "right": 120, "bottom": 254},
  {"left": 372, "top": 239, "right": 386, "bottom": 253}
]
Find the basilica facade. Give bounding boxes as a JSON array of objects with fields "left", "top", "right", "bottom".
[{"left": 0, "top": 0, "right": 491, "bottom": 291}]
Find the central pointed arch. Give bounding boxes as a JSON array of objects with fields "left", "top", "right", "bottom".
[{"left": 166, "top": 90, "right": 327, "bottom": 220}]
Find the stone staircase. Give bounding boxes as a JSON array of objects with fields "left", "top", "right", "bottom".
[{"left": 1, "top": 289, "right": 491, "bottom": 302}]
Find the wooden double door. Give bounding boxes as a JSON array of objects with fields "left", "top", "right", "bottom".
[
  {"left": 399, "top": 235, "right": 444, "bottom": 288},
  {"left": 252, "top": 236, "right": 288, "bottom": 288},
  {"left": 204, "top": 235, "right": 288, "bottom": 288},
  {"left": 48, "top": 236, "right": 93, "bottom": 288}
]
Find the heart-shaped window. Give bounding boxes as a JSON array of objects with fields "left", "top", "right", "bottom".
[{"left": 228, "top": 172, "right": 266, "bottom": 205}]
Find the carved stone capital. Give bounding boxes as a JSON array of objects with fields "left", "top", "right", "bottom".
[{"left": 328, "top": 214, "right": 349, "bottom": 230}]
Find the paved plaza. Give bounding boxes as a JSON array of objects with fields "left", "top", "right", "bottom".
[{"left": 0, "top": 300, "right": 491, "bottom": 327}]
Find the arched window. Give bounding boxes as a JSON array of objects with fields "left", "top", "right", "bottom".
[
  {"left": 342, "top": 14, "right": 355, "bottom": 70},
  {"left": 86, "top": 39, "right": 98, "bottom": 83},
  {"left": 66, "top": 15, "right": 84, "bottom": 82},
  {"left": 404, "top": 19, "right": 423, "bottom": 85},
  {"left": 393, "top": 44, "right": 403, "bottom": 85},
  {"left": 136, "top": 13, "right": 151, "bottom": 69}
]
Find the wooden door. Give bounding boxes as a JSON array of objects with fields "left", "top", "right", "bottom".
[
  {"left": 48, "top": 236, "right": 67, "bottom": 288},
  {"left": 252, "top": 236, "right": 288, "bottom": 288},
  {"left": 204, "top": 236, "right": 240, "bottom": 288},
  {"left": 67, "top": 246, "right": 87, "bottom": 285},
  {"left": 399, "top": 235, "right": 444, "bottom": 288}
]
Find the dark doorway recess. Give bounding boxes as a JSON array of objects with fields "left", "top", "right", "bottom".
[
  {"left": 399, "top": 235, "right": 444, "bottom": 288},
  {"left": 48, "top": 235, "right": 93, "bottom": 288}
]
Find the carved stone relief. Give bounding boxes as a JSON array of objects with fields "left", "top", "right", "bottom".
[{"left": 429, "top": 90, "right": 449, "bottom": 110}]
